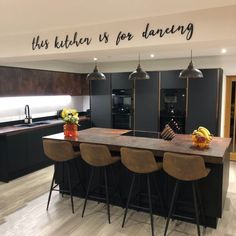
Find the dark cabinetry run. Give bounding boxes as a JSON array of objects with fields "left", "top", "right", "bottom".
[
  {"left": 89, "top": 68, "right": 222, "bottom": 135},
  {"left": 0, "top": 124, "right": 62, "bottom": 182},
  {"left": 0, "top": 66, "right": 89, "bottom": 96}
]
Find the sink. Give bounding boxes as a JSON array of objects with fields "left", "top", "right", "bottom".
[{"left": 14, "top": 121, "right": 51, "bottom": 127}]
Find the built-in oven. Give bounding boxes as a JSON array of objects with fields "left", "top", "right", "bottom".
[
  {"left": 112, "top": 89, "right": 132, "bottom": 129},
  {"left": 160, "top": 88, "right": 186, "bottom": 133}
]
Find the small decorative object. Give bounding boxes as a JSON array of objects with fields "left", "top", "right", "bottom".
[
  {"left": 61, "top": 108, "right": 79, "bottom": 137},
  {"left": 161, "top": 124, "right": 176, "bottom": 140},
  {"left": 192, "top": 126, "right": 213, "bottom": 149}
]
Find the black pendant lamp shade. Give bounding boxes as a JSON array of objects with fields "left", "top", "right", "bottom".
[
  {"left": 129, "top": 55, "right": 150, "bottom": 80},
  {"left": 179, "top": 51, "right": 203, "bottom": 79},
  {"left": 87, "top": 63, "right": 106, "bottom": 80}
]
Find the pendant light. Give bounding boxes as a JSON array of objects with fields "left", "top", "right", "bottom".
[
  {"left": 179, "top": 50, "right": 203, "bottom": 79},
  {"left": 87, "top": 58, "right": 106, "bottom": 80},
  {"left": 129, "top": 54, "right": 150, "bottom": 80}
]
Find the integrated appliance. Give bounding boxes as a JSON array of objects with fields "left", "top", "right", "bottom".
[
  {"left": 122, "top": 130, "right": 161, "bottom": 139},
  {"left": 112, "top": 89, "right": 132, "bottom": 129},
  {"left": 160, "top": 88, "right": 186, "bottom": 133}
]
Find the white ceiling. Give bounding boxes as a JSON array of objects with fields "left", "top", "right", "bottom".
[{"left": 1, "top": 0, "right": 236, "bottom": 63}]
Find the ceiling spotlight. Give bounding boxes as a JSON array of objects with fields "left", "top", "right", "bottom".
[
  {"left": 221, "top": 48, "right": 227, "bottom": 54},
  {"left": 150, "top": 54, "right": 155, "bottom": 58},
  {"left": 93, "top": 57, "right": 98, "bottom": 61}
]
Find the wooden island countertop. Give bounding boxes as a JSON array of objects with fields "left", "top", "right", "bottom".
[{"left": 43, "top": 127, "right": 231, "bottom": 164}]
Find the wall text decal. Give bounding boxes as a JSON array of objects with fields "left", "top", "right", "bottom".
[{"left": 31, "top": 22, "right": 194, "bottom": 50}]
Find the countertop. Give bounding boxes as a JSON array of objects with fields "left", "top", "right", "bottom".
[
  {"left": 0, "top": 116, "right": 90, "bottom": 136},
  {"left": 43, "top": 127, "right": 231, "bottom": 164}
]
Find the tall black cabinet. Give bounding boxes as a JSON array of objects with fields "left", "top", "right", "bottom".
[
  {"left": 185, "top": 68, "right": 223, "bottom": 135},
  {"left": 135, "top": 71, "right": 159, "bottom": 132},
  {"left": 160, "top": 70, "right": 187, "bottom": 133},
  {"left": 90, "top": 73, "right": 112, "bottom": 128}
]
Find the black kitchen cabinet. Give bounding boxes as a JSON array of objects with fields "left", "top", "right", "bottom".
[
  {"left": 159, "top": 71, "right": 187, "bottom": 133},
  {"left": 135, "top": 71, "right": 159, "bottom": 132},
  {"left": 90, "top": 73, "right": 112, "bottom": 128},
  {"left": 185, "top": 68, "right": 223, "bottom": 135},
  {"left": 111, "top": 73, "right": 132, "bottom": 129},
  {"left": 160, "top": 70, "right": 186, "bottom": 89},
  {"left": 28, "top": 125, "right": 61, "bottom": 166},
  {"left": 111, "top": 72, "right": 132, "bottom": 89},
  {"left": 7, "top": 133, "right": 28, "bottom": 174},
  {"left": 0, "top": 123, "right": 63, "bottom": 182}
]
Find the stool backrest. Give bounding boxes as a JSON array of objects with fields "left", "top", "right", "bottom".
[
  {"left": 43, "top": 139, "right": 77, "bottom": 162},
  {"left": 80, "top": 143, "right": 114, "bottom": 167},
  {"left": 163, "top": 152, "right": 209, "bottom": 181},
  {"left": 120, "top": 147, "right": 157, "bottom": 174}
]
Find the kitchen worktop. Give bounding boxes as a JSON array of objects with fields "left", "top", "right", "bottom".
[
  {"left": 44, "top": 127, "right": 231, "bottom": 164},
  {"left": 0, "top": 116, "right": 90, "bottom": 135}
]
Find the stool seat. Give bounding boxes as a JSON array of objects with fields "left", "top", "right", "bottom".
[
  {"left": 43, "top": 140, "right": 79, "bottom": 162},
  {"left": 163, "top": 152, "right": 210, "bottom": 181},
  {"left": 80, "top": 143, "right": 120, "bottom": 167},
  {"left": 121, "top": 147, "right": 162, "bottom": 174}
]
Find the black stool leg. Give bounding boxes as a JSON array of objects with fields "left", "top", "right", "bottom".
[
  {"left": 122, "top": 173, "right": 136, "bottom": 228},
  {"left": 61, "top": 162, "right": 65, "bottom": 197},
  {"left": 46, "top": 164, "right": 56, "bottom": 211},
  {"left": 104, "top": 166, "right": 111, "bottom": 224},
  {"left": 147, "top": 174, "right": 154, "bottom": 236},
  {"left": 82, "top": 167, "right": 94, "bottom": 217},
  {"left": 195, "top": 181, "right": 206, "bottom": 228},
  {"left": 66, "top": 162, "right": 74, "bottom": 214},
  {"left": 164, "top": 180, "right": 179, "bottom": 236},
  {"left": 192, "top": 181, "right": 201, "bottom": 236}
]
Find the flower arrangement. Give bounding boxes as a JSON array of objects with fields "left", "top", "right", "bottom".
[{"left": 61, "top": 108, "right": 79, "bottom": 125}]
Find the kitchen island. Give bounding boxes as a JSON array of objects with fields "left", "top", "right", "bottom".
[{"left": 43, "top": 128, "right": 231, "bottom": 228}]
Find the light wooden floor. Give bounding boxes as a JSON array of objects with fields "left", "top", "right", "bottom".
[{"left": 0, "top": 163, "right": 236, "bottom": 236}]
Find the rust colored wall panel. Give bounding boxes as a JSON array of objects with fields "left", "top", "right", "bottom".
[{"left": 0, "top": 66, "right": 87, "bottom": 96}]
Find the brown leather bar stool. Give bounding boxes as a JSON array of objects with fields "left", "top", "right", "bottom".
[
  {"left": 43, "top": 139, "right": 83, "bottom": 214},
  {"left": 120, "top": 147, "right": 164, "bottom": 236},
  {"left": 163, "top": 152, "right": 211, "bottom": 236},
  {"left": 80, "top": 143, "right": 120, "bottom": 224}
]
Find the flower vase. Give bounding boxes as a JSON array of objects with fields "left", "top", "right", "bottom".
[{"left": 63, "top": 124, "right": 78, "bottom": 137}]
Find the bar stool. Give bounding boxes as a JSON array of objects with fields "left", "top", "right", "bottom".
[
  {"left": 43, "top": 139, "right": 83, "bottom": 214},
  {"left": 163, "top": 152, "right": 211, "bottom": 236},
  {"left": 120, "top": 147, "right": 164, "bottom": 236},
  {"left": 80, "top": 143, "right": 120, "bottom": 224}
]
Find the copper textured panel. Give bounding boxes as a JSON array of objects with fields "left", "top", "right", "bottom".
[{"left": 0, "top": 66, "right": 86, "bottom": 96}]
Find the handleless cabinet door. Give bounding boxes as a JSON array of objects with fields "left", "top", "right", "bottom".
[
  {"left": 90, "top": 74, "right": 112, "bottom": 128},
  {"left": 160, "top": 70, "right": 186, "bottom": 89},
  {"left": 186, "top": 69, "right": 222, "bottom": 135},
  {"left": 111, "top": 72, "right": 132, "bottom": 89},
  {"left": 135, "top": 71, "right": 159, "bottom": 132}
]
